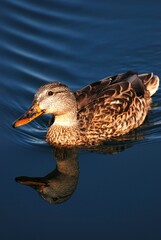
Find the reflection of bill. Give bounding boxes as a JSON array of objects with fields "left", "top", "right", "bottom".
[{"left": 16, "top": 148, "right": 79, "bottom": 204}]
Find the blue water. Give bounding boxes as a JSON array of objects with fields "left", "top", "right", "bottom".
[{"left": 1, "top": 0, "right": 161, "bottom": 239}]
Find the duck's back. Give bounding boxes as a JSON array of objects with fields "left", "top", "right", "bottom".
[{"left": 74, "top": 71, "right": 159, "bottom": 144}]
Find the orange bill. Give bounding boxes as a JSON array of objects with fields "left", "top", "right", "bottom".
[
  {"left": 13, "top": 101, "right": 44, "bottom": 128},
  {"left": 15, "top": 176, "right": 47, "bottom": 190}
]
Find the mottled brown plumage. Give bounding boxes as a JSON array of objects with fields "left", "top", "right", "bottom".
[{"left": 13, "top": 71, "right": 159, "bottom": 146}]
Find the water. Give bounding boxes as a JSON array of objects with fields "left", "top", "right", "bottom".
[{"left": 1, "top": 0, "right": 161, "bottom": 239}]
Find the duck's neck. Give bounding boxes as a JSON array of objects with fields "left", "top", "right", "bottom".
[
  {"left": 46, "top": 111, "right": 81, "bottom": 146},
  {"left": 54, "top": 110, "right": 78, "bottom": 127}
]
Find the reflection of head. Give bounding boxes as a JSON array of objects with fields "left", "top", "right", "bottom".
[
  {"left": 15, "top": 147, "right": 79, "bottom": 204},
  {"left": 16, "top": 172, "right": 78, "bottom": 204}
]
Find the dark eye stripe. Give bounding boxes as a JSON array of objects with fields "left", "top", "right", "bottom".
[
  {"left": 55, "top": 91, "right": 66, "bottom": 94},
  {"left": 48, "top": 90, "right": 67, "bottom": 96}
]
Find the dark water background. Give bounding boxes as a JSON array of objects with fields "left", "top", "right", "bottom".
[{"left": 1, "top": 0, "right": 161, "bottom": 239}]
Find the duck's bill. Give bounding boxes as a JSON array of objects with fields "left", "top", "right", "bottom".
[
  {"left": 13, "top": 102, "right": 43, "bottom": 128},
  {"left": 15, "top": 176, "right": 47, "bottom": 190}
]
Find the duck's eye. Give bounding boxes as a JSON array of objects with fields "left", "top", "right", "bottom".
[
  {"left": 48, "top": 91, "right": 53, "bottom": 96},
  {"left": 52, "top": 197, "right": 59, "bottom": 202}
]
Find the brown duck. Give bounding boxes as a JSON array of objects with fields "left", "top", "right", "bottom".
[{"left": 13, "top": 71, "right": 159, "bottom": 146}]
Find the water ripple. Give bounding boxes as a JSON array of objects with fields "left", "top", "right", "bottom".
[{"left": 8, "top": 0, "right": 110, "bottom": 23}]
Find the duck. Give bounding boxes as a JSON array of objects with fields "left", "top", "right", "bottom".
[{"left": 13, "top": 71, "right": 159, "bottom": 146}]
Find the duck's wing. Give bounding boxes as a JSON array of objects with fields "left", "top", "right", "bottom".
[
  {"left": 78, "top": 73, "right": 146, "bottom": 116},
  {"left": 77, "top": 72, "right": 151, "bottom": 138},
  {"left": 74, "top": 71, "right": 145, "bottom": 111}
]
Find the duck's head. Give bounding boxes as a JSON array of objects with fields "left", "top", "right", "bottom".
[{"left": 13, "top": 82, "right": 77, "bottom": 128}]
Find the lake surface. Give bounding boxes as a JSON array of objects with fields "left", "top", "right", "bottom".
[{"left": 1, "top": 0, "right": 161, "bottom": 239}]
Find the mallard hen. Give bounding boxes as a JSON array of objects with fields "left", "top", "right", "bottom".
[{"left": 13, "top": 71, "right": 159, "bottom": 146}]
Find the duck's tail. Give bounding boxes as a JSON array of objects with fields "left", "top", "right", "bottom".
[{"left": 139, "top": 73, "right": 160, "bottom": 97}]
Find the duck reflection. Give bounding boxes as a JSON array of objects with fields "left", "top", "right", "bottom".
[
  {"left": 15, "top": 127, "right": 145, "bottom": 204},
  {"left": 15, "top": 147, "right": 79, "bottom": 204}
]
